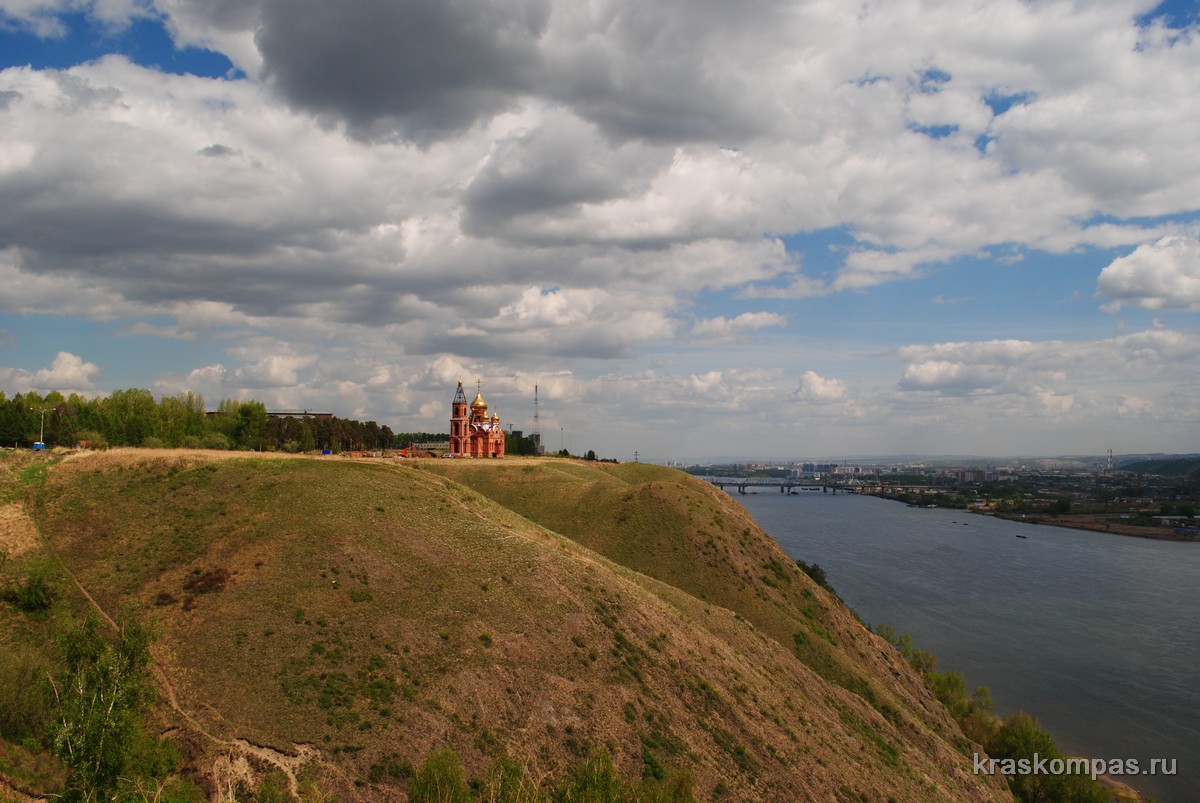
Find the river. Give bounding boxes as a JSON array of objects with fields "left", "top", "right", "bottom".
[{"left": 732, "top": 489, "right": 1198, "bottom": 802}]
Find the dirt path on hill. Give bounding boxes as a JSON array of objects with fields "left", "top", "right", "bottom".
[
  {"left": 56, "top": 560, "right": 327, "bottom": 800},
  {"left": 21, "top": 468, "right": 327, "bottom": 802}
]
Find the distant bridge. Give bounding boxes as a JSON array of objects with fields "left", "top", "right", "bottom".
[
  {"left": 703, "top": 478, "right": 952, "bottom": 498},
  {"left": 705, "top": 477, "right": 856, "bottom": 495}
]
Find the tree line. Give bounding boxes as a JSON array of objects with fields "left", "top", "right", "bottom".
[
  {"left": 0, "top": 389, "right": 564, "bottom": 457},
  {"left": 0, "top": 389, "right": 396, "bottom": 454}
]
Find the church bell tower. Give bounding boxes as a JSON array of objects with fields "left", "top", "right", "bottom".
[{"left": 450, "top": 381, "right": 468, "bottom": 455}]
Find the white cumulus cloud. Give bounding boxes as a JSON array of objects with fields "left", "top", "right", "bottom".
[
  {"left": 0, "top": 350, "right": 101, "bottom": 393},
  {"left": 690, "top": 312, "right": 787, "bottom": 344},
  {"left": 794, "top": 370, "right": 848, "bottom": 403},
  {"left": 1097, "top": 235, "right": 1200, "bottom": 312}
]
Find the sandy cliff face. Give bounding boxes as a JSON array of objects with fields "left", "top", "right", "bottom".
[{"left": 24, "top": 451, "right": 1010, "bottom": 800}]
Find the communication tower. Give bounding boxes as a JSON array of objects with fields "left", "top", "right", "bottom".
[{"left": 531, "top": 384, "right": 544, "bottom": 455}]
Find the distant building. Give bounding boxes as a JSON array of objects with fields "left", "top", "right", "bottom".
[
  {"left": 266, "top": 410, "right": 333, "bottom": 420},
  {"left": 450, "top": 380, "right": 506, "bottom": 458},
  {"left": 205, "top": 409, "right": 333, "bottom": 420}
]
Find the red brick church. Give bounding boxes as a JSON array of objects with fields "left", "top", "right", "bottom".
[{"left": 450, "top": 380, "right": 505, "bottom": 457}]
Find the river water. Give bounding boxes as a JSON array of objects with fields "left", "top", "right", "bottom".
[{"left": 732, "top": 489, "right": 1198, "bottom": 802}]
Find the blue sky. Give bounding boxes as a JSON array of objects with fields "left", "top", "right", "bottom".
[
  {"left": 0, "top": 10, "right": 235, "bottom": 75},
  {"left": 1, "top": 1, "right": 1199, "bottom": 460}
]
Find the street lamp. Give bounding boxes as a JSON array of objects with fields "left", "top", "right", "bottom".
[{"left": 29, "top": 406, "right": 48, "bottom": 450}]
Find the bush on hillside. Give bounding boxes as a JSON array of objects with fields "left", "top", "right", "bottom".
[
  {"left": 876, "top": 627, "right": 1109, "bottom": 803},
  {"left": 553, "top": 751, "right": 630, "bottom": 802},
  {"left": 795, "top": 559, "right": 837, "bottom": 597},
  {"left": 0, "top": 643, "right": 54, "bottom": 743},
  {"left": 2, "top": 558, "right": 55, "bottom": 612},
  {"left": 48, "top": 614, "right": 158, "bottom": 801},
  {"left": 409, "top": 749, "right": 471, "bottom": 803},
  {"left": 987, "top": 712, "right": 1108, "bottom": 803}
]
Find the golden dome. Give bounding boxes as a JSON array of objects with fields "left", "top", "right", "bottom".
[
  {"left": 471, "top": 391, "right": 488, "bottom": 412},
  {"left": 491, "top": 411, "right": 500, "bottom": 423}
]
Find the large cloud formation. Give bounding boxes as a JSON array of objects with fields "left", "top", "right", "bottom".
[
  {"left": 0, "top": 0, "right": 1198, "bottom": 455},
  {"left": 1097, "top": 236, "right": 1200, "bottom": 312},
  {"left": 255, "top": 0, "right": 550, "bottom": 142}
]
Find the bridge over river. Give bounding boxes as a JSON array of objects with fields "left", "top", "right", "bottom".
[
  {"left": 700, "top": 477, "right": 946, "bottom": 498},
  {"left": 704, "top": 477, "right": 856, "bottom": 495}
]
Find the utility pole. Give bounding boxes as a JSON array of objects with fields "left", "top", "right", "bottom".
[
  {"left": 29, "top": 405, "right": 48, "bottom": 448},
  {"left": 532, "top": 384, "right": 543, "bottom": 455}
]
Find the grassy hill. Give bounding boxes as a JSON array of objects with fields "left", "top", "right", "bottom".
[
  {"left": 1, "top": 450, "right": 1011, "bottom": 801},
  {"left": 1119, "top": 457, "right": 1200, "bottom": 479}
]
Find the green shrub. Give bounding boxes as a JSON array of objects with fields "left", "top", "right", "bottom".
[
  {"left": 201, "top": 433, "right": 232, "bottom": 450},
  {"left": 410, "top": 749, "right": 472, "bottom": 803},
  {"left": 48, "top": 613, "right": 156, "bottom": 802},
  {"left": 637, "top": 769, "right": 697, "bottom": 803},
  {"left": 874, "top": 625, "right": 937, "bottom": 673},
  {"left": 255, "top": 771, "right": 290, "bottom": 803},
  {"left": 926, "top": 670, "right": 971, "bottom": 720},
  {"left": 986, "top": 712, "right": 1107, "bottom": 802},
  {"left": 795, "top": 560, "right": 837, "bottom": 597},
  {"left": 75, "top": 430, "right": 108, "bottom": 450},
  {"left": 481, "top": 756, "right": 543, "bottom": 803},
  {"left": 2, "top": 559, "right": 55, "bottom": 613},
  {"left": 554, "top": 751, "right": 630, "bottom": 802},
  {"left": 123, "top": 727, "right": 182, "bottom": 781},
  {"left": 0, "top": 643, "right": 53, "bottom": 742},
  {"left": 150, "top": 777, "right": 206, "bottom": 802}
]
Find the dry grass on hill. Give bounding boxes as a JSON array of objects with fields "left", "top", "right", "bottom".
[
  {"left": 0, "top": 450, "right": 49, "bottom": 558},
  {"left": 1, "top": 450, "right": 1011, "bottom": 801},
  {"left": 0, "top": 503, "right": 39, "bottom": 559}
]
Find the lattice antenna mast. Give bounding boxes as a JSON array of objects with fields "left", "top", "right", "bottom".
[{"left": 532, "top": 384, "right": 544, "bottom": 455}]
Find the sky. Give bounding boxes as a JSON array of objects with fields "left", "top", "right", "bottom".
[{"left": 1, "top": 0, "right": 1199, "bottom": 462}]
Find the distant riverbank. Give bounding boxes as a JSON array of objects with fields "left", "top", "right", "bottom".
[
  {"left": 866, "top": 490, "right": 1199, "bottom": 542},
  {"left": 976, "top": 508, "right": 1196, "bottom": 542}
]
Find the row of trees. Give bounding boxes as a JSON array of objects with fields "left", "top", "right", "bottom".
[
  {"left": 0, "top": 390, "right": 395, "bottom": 453},
  {"left": 1, "top": 389, "right": 578, "bottom": 457}
]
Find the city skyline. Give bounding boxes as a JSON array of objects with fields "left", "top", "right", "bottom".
[{"left": 1, "top": 0, "right": 1199, "bottom": 461}]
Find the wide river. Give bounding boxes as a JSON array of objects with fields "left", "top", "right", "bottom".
[{"left": 732, "top": 488, "right": 1198, "bottom": 802}]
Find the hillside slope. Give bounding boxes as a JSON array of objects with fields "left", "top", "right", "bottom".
[
  {"left": 423, "top": 460, "right": 937, "bottom": 707},
  {"left": 8, "top": 451, "right": 1009, "bottom": 801}
]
